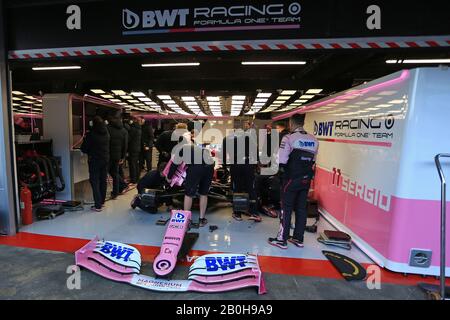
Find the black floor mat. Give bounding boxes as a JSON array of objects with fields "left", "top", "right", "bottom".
[
  {"left": 318, "top": 237, "right": 352, "bottom": 250},
  {"left": 323, "top": 251, "right": 367, "bottom": 281},
  {"left": 418, "top": 283, "right": 450, "bottom": 299},
  {"left": 177, "top": 233, "right": 199, "bottom": 260}
]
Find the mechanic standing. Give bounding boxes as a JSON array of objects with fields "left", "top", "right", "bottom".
[
  {"left": 155, "top": 123, "right": 186, "bottom": 167},
  {"left": 140, "top": 118, "right": 154, "bottom": 172},
  {"left": 274, "top": 121, "right": 290, "bottom": 145},
  {"left": 107, "top": 115, "right": 128, "bottom": 200},
  {"left": 256, "top": 120, "right": 290, "bottom": 216},
  {"left": 268, "top": 114, "right": 319, "bottom": 249},
  {"left": 81, "top": 116, "right": 110, "bottom": 212},
  {"left": 166, "top": 128, "right": 214, "bottom": 227},
  {"left": 223, "top": 125, "right": 261, "bottom": 222},
  {"left": 118, "top": 116, "right": 130, "bottom": 192},
  {"left": 127, "top": 116, "right": 142, "bottom": 185}
]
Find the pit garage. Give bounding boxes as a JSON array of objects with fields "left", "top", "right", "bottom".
[{"left": 0, "top": 0, "right": 449, "bottom": 300}]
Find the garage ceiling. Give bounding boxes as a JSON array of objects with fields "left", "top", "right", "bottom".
[{"left": 9, "top": 47, "right": 450, "bottom": 117}]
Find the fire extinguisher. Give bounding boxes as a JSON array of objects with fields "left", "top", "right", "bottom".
[{"left": 20, "top": 184, "right": 33, "bottom": 225}]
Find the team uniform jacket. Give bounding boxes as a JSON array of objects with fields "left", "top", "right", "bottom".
[{"left": 278, "top": 128, "right": 319, "bottom": 180}]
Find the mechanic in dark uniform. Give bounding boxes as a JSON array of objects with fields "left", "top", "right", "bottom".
[
  {"left": 256, "top": 120, "right": 291, "bottom": 216},
  {"left": 130, "top": 162, "right": 174, "bottom": 213},
  {"left": 119, "top": 117, "right": 130, "bottom": 193},
  {"left": 127, "top": 116, "right": 142, "bottom": 185},
  {"left": 140, "top": 118, "right": 154, "bottom": 172},
  {"left": 136, "top": 161, "right": 167, "bottom": 195},
  {"left": 268, "top": 113, "right": 319, "bottom": 249},
  {"left": 81, "top": 116, "right": 110, "bottom": 212},
  {"left": 118, "top": 116, "right": 131, "bottom": 191},
  {"left": 155, "top": 123, "right": 186, "bottom": 167},
  {"left": 222, "top": 126, "right": 261, "bottom": 222},
  {"left": 166, "top": 128, "right": 214, "bottom": 227},
  {"left": 107, "top": 115, "right": 128, "bottom": 200}
]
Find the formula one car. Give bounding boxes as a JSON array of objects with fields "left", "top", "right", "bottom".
[{"left": 132, "top": 163, "right": 249, "bottom": 215}]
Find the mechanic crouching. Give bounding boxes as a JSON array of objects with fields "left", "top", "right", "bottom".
[
  {"left": 130, "top": 162, "right": 174, "bottom": 213},
  {"left": 268, "top": 114, "right": 319, "bottom": 249},
  {"left": 136, "top": 162, "right": 167, "bottom": 195}
]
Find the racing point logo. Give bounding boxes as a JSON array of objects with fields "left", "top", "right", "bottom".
[
  {"left": 385, "top": 114, "right": 395, "bottom": 130},
  {"left": 171, "top": 212, "right": 186, "bottom": 223},
  {"left": 123, "top": 9, "right": 140, "bottom": 29}
]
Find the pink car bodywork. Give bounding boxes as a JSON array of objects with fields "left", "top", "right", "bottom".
[
  {"left": 153, "top": 210, "right": 192, "bottom": 277},
  {"left": 162, "top": 158, "right": 186, "bottom": 187}
]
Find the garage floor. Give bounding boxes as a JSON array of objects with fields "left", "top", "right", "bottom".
[
  {"left": 0, "top": 245, "right": 425, "bottom": 300},
  {"left": 2, "top": 186, "right": 447, "bottom": 299},
  {"left": 20, "top": 189, "right": 371, "bottom": 263}
]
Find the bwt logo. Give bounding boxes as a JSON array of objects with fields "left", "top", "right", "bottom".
[
  {"left": 100, "top": 242, "right": 134, "bottom": 262},
  {"left": 123, "top": 8, "right": 189, "bottom": 29},
  {"left": 205, "top": 256, "right": 247, "bottom": 272},
  {"left": 298, "top": 141, "right": 315, "bottom": 148},
  {"left": 314, "top": 121, "right": 334, "bottom": 137},
  {"left": 171, "top": 212, "right": 186, "bottom": 223}
]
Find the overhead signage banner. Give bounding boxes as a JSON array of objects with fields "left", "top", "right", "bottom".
[
  {"left": 5, "top": 0, "right": 450, "bottom": 51},
  {"left": 121, "top": 2, "right": 302, "bottom": 36}
]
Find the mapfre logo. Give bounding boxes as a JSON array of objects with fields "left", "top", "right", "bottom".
[{"left": 123, "top": 8, "right": 189, "bottom": 29}]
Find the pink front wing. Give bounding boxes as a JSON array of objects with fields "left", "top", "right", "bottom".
[
  {"left": 76, "top": 237, "right": 266, "bottom": 295},
  {"left": 75, "top": 238, "right": 135, "bottom": 283}
]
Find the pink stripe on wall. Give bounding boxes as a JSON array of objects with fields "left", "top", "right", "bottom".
[
  {"left": 318, "top": 138, "right": 393, "bottom": 148},
  {"left": 388, "top": 198, "right": 450, "bottom": 266},
  {"left": 314, "top": 167, "right": 450, "bottom": 267}
]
